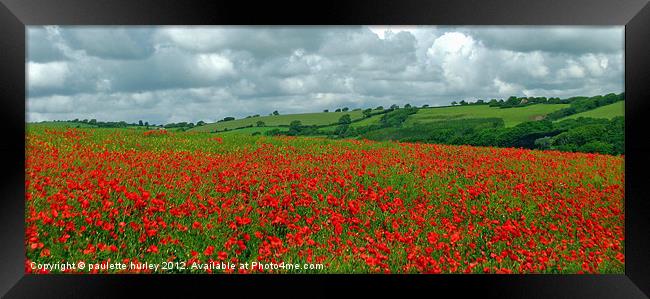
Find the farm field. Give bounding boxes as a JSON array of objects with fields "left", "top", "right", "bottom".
[
  {"left": 195, "top": 103, "right": 570, "bottom": 136},
  {"left": 189, "top": 110, "right": 365, "bottom": 132},
  {"left": 406, "top": 104, "right": 570, "bottom": 127},
  {"left": 25, "top": 126, "right": 624, "bottom": 274},
  {"left": 30, "top": 121, "right": 99, "bottom": 128},
  {"left": 560, "top": 101, "right": 625, "bottom": 120},
  {"left": 195, "top": 126, "right": 283, "bottom": 136}
]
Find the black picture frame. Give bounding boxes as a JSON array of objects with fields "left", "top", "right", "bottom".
[{"left": 1, "top": 0, "right": 648, "bottom": 297}]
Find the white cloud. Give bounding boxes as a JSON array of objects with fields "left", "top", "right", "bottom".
[
  {"left": 368, "top": 26, "right": 421, "bottom": 39},
  {"left": 579, "top": 54, "right": 609, "bottom": 76},
  {"left": 159, "top": 27, "right": 229, "bottom": 52},
  {"left": 427, "top": 32, "right": 483, "bottom": 91},
  {"left": 28, "top": 61, "right": 69, "bottom": 88},
  {"left": 194, "top": 53, "right": 236, "bottom": 78},
  {"left": 493, "top": 78, "right": 521, "bottom": 95},
  {"left": 558, "top": 61, "right": 586, "bottom": 79},
  {"left": 26, "top": 26, "right": 624, "bottom": 124}
]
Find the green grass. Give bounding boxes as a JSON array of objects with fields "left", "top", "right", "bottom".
[
  {"left": 405, "top": 104, "right": 570, "bottom": 127},
  {"left": 560, "top": 101, "right": 624, "bottom": 120},
  {"left": 350, "top": 114, "right": 384, "bottom": 128},
  {"left": 207, "top": 126, "right": 283, "bottom": 136},
  {"left": 189, "top": 111, "right": 365, "bottom": 132},
  {"left": 28, "top": 121, "right": 98, "bottom": 128}
]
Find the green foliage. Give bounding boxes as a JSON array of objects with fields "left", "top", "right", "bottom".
[
  {"left": 562, "top": 101, "right": 624, "bottom": 120},
  {"left": 379, "top": 107, "right": 418, "bottom": 128},
  {"left": 578, "top": 141, "right": 614, "bottom": 155},
  {"left": 264, "top": 128, "right": 282, "bottom": 136},
  {"left": 164, "top": 122, "right": 196, "bottom": 129},
  {"left": 287, "top": 120, "right": 303, "bottom": 135},
  {"left": 362, "top": 118, "right": 504, "bottom": 143},
  {"left": 409, "top": 103, "right": 569, "bottom": 127},
  {"left": 546, "top": 93, "right": 624, "bottom": 120},
  {"left": 362, "top": 115, "right": 624, "bottom": 155},
  {"left": 338, "top": 114, "right": 352, "bottom": 125},
  {"left": 534, "top": 136, "right": 553, "bottom": 150}
]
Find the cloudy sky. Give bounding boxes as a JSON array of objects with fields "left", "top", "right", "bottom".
[{"left": 27, "top": 26, "right": 624, "bottom": 124}]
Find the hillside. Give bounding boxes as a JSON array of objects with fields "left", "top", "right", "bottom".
[
  {"left": 405, "top": 104, "right": 570, "bottom": 127},
  {"left": 29, "top": 121, "right": 98, "bottom": 128},
  {"left": 189, "top": 110, "right": 365, "bottom": 132},
  {"left": 193, "top": 103, "right": 570, "bottom": 134},
  {"left": 560, "top": 101, "right": 624, "bottom": 120}
]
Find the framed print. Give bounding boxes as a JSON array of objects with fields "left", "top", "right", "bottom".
[{"left": 1, "top": 0, "right": 649, "bottom": 297}]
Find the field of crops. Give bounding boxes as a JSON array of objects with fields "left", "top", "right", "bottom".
[
  {"left": 407, "top": 104, "right": 570, "bottom": 127},
  {"left": 561, "top": 101, "right": 625, "bottom": 120},
  {"left": 25, "top": 127, "right": 624, "bottom": 274},
  {"left": 189, "top": 110, "right": 366, "bottom": 132}
]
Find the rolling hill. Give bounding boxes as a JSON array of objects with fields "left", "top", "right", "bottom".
[
  {"left": 192, "top": 103, "right": 571, "bottom": 134},
  {"left": 188, "top": 110, "right": 365, "bottom": 132},
  {"left": 559, "top": 101, "right": 624, "bottom": 120},
  {"left": 405, "top": 104, "right": 570, "bottom": 127}
]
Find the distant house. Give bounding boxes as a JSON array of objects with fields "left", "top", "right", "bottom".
[{"left": 519, "top": 98, "right": 528, "bottom": 105}]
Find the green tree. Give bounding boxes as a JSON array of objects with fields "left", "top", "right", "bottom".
[
  {"left": 362, "top": 108, "right": 373, "bottom": 118},
  {"left": 338, "top": 114, "right": 352, "bottom": 125},
  {"left": 579, "top": 141, "right": 614, "bottom": 154},
  {"left": 256, "top": 121, "right": 265, "bottom": 127},
  {"left": 505, "top": 96, "right": 519, "bottom": 106},
  {"left": 288, "top": 120, "right": 303, "bottom": 135}
]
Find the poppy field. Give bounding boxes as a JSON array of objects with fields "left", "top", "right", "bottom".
[{"left": 25, "top": 127, "right": 625, "bottom": 274}]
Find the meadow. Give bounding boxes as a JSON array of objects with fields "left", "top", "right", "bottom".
[
  {"left": 406, "top": 104, "right": 570, "bottom": 127},
  {"left": 189, "top": 110, "right": 366, "bottom": 132},
  {"left": 560, "top": 101, "right": 624, "bottom": 120},
  {"left": 188, "top": 103, "right": 571, "bottom": 134},
  {"left": 25, "top": 126, "right": 624, "bottom": 274}
]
